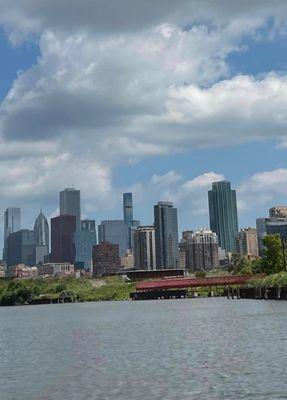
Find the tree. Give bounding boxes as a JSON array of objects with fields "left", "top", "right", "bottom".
[
  {"left": 261, "top": 235, "right": 286, "bottom": 275},
  {"left": 195, "top": 270, "right": 206, "bottom": 278},
  {"left": 230, "top": 253, "right": 249, "bottom": 274}
]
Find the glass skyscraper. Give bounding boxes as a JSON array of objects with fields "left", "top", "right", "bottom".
[
  {"left": 34, "top": 210, "right": 50, "bottom": 264},
  {"left": 98, "top": 220, "right": 129, "bottom": 257},
  {"left": 59, "top": 188, "right": 81, "bottom": 231},
  {"left": 154, "top": 201, "right": 179, "bottom": 269},
  {"left": 3, "top": 207, "right": 21, "bottom": 261},
  {"left": 208, "top": 181, "right": 239, "bottom": 253},
  {"left": 123, "top": 193, "right": 133, "bottom": 226}
]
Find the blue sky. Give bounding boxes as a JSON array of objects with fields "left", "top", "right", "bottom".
[{"left": 1, "top": 0, "right": 287, "bottom": 247}]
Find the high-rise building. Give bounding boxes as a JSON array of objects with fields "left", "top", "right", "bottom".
[
  {"left": 34, "top": 210, "right": 49, "bottom": 264},
  {"left": 92, "top": 242, "right": 120, "bottom": 277},
  {"left": 180, "top": 229, "right": 219, "bottom": 271},
  {"left": 51, "top": 215, "right": 76, "bottom": 263},
  {"left": 123, "top": 193, "right": 140, "bottom": 249},
  {"left": 236, "top": 228, "right": 259, "bottom": 257},
  {"left": 81, "top": 219, "right": 96, "bottom": 232},
  {"left": 123, "top": 193, "right": 133, "bottom": 226},
  {"left": 133, "top": 226, "right": 156, "bottom": 270},
  {"left": 59, "top": 188, "right": 81, "bottom": 231},
  {"left": 154, "top": 201, "right": 179, "bottom": 269},
  {"left": 74, "top": 230, "right": 97, "bottom": 271},
  {"left": 98, "top": 220, "right": 129, "bottom": 257},
  {"left": 3, "top": 207, "right": 21, "bottom": 261},
  {"left": 208, "top": 181, "right": 239, "bottom": 253},
  {"left": 7, "top": 229, "right": 36, "bottom": 267}
]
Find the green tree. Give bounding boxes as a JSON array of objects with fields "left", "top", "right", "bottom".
[
  {"left": 261, "top": 235, "right": 286, "bottom": 274},
  {"left": 230, "top": 253, "right": 249, "bottom": 274},
  {"left": 195, "top": 270, "right": 206, "bottom": 278}
]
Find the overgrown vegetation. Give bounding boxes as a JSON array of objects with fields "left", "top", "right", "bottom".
[
  {"left": 230, "top": 234, "right": 287, "bottom": 276},
  {"left": 0, "top": 276, "right": 135, "bottom": 306}
]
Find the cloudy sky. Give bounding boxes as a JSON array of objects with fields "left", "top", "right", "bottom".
[{"left": 1, "top": 0, "right": 287, "bottom": 246}]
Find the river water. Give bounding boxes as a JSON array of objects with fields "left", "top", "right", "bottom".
[{"left": 0, "top": 298, "right": 287, "bottom": 400}]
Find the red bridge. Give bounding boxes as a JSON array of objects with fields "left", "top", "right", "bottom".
[{"left": 135, "top": 274, "right": 264, "bottom": 291}]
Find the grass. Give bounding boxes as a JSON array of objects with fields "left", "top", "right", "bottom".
[{"left": 0, "top": 276, "right": 135, "bottom": 306}]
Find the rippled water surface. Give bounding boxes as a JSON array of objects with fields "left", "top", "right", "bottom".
[{"left": 1, "top": 298, "right": 287, "bottom": 400}]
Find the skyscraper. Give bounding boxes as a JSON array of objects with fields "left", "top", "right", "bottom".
[
  {"left": 133, "top": 226, "right": 156, "bottom": 270},
  {"left": 59, "top": 188, "right": 81, "bottom": 231},
  {"left": 123, "top": 193, "right": 133, "bottom": 226},
  {"left": 3, "top": 207, "right": 21, "bottom": 261},
  {"left": 98, "top": 220, "right": 129, "bottom": 257},
  {"left": 7, "top": 229, "right": 35, "bottom": 267},
  {"left": 123, "top": 193, "right": 140, "bottom": 249},
  {"left": 51, "top": 215, "right": 76, "bottom": 263},
  {"left": 34, "top": 210, "right": 49, "bottom": 248},
  {"left": 208, "top": 181, "right": 239, "bottom": 253},
  {"left": 154, "top": 201, "right": 179, "bottom": 269},
  {"left": 34, "top": 210, "right": 50, "bottom": 264},
  {"left": 74, "top": 220, "right": 97, "bottom": 270}
]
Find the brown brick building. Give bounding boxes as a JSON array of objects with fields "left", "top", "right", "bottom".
[{"left": 92, "top": 241, "right": 120, "bottom": 277}]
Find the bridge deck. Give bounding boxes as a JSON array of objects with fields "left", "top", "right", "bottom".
[{"left": 135, "top": 274, "right": 264, "bottom": 291}]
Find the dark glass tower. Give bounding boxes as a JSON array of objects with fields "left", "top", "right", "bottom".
[
  {"left": 60, "top": 188, "right": 81, "bottom": 231},
  {"left": 123, "top": 193, "right": 133, "bottom": 226},
  {"left": 154, "top": 201, "right": 179, "bottom": 269},
  {"left": 208, "top": 181, "right": 239, "bottom": 253}
]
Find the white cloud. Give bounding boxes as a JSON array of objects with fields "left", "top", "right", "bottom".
[
  {"left": 0, "top": 0, "right": 287, "bottom": 242},
  {"left": 238, "top": 168, "right": 287, "bottom": 213}
]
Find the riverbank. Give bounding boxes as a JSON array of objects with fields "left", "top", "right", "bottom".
[
  {"left": 236, "top": 271, "right": 287, "bottom": 300},
  {"left": 0, "top": 276, "right": 135, "bottom": 306}
]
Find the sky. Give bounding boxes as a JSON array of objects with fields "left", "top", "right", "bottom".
[{"left": 1, "top": 1, "right": 287, "bottom": 248}]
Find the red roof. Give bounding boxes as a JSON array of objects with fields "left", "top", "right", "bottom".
[{"left": 135, "top": 274, "right": 264, "bottom": 291}]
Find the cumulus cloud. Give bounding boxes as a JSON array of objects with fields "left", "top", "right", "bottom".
[
  {"left": 238, "top": 168, "right": 287, "bottom": 213},
  {"left": 0, "top": 0, "right": 287, "bottom": 42},
  {"left": 0, "top": 0, "right": 287, "bottom": 242}
]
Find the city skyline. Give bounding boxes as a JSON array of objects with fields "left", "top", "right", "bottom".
[
  {"left": 2, "top": 181, "right": 287, "bottom": 252},
  {"left": 1, "top": 2, "right": 287, "bottom": 251}
]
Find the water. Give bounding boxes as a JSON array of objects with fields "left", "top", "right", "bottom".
[{"left": 0, "top": 298, "right": 287, "bottom": 400}]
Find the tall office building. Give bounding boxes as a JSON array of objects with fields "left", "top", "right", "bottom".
[
  {"left": 133, "top": 226, "right": 156, "bottom": 270},
  {"left": 74, "top": 225, "right": 97, "bottom": 271},
  {"left": 154, "top": 201, "right": 179, "bottom": 269},
  {"left": 34, "top": 210, "right": 49, "bottom": 247},
  {"left": 123, "top": 193, "right": 140, "bottom": 249},
  {"left": 98, "top": 220, "right": 129, "bottom": 257},
  {"left": 236, "top": 228, "right": 258, "bottom": 258},
  {"left": 59, "top": 188, "right": 81, "bottom": 231},
  {"left": 34, "top": 210, "right": 50, "bottom": 264},
  {"left": 208, "top": 181, "right": 239, "bottom": 253},
  {"left": 7, "top": 229, "right": 36, "bottom": 267},
  {"left": 3, "top": 207, "right": 21, "bottom": 260},
  {"left": 123, "top": 193, "right": 133, "bottom": 226},
  {"left": 179, "top": 229, "right": 219, "bottom": 271},
  {"left": 51, "top": 215, "right": 76, "bottom": 263}
]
